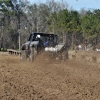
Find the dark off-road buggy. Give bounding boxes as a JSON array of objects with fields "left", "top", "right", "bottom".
[{"left": 20, "top": 32, "right": 68, "bottom": 62}]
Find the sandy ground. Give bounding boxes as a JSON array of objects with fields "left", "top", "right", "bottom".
[{"left": 0, "top": 52, "right": 100, "bottom": 100}]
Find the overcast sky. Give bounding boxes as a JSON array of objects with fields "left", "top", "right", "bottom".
[{"left": 28, "top": 0, "right": 100, "bottom": 11}]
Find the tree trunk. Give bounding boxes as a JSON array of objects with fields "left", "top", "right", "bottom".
[{"left": 71, "top": 33, "right": 74, "bottom": 49}]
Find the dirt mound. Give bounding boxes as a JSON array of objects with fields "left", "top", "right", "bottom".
[{"left": 0, "top": 52, "right": 100, "bottom": 100}]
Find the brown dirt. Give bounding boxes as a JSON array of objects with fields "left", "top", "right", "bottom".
[{"left": 0, "top": 52, "right": 100, "bottom": 100}]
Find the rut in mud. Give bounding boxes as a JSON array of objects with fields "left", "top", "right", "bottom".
[{"left": 0, "top": 52, "right": 100, "bottom": 100}]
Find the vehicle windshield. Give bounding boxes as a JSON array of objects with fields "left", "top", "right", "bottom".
[{"left": 28, "top": 33, "right": 54, "bottom": 42}]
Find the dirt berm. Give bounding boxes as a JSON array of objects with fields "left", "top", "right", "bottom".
[{"left": 0, "top": 52, "right": 100, "bottom": 100}]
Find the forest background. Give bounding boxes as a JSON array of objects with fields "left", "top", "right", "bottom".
[{"left": 0, "top": 0, "right": 100, "bottom": 50}]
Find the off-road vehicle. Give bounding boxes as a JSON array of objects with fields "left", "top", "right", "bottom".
[{"left": 20, "top": 32, "right": 67, "bottom": 61}]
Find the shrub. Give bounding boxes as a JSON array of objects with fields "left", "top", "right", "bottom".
[{"left": 0, "top": 48, "right": 7, "bottom": 52}]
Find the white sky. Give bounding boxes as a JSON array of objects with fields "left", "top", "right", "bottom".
[{"left": 28, "top": 0, "right": 100, "bottom": 11}]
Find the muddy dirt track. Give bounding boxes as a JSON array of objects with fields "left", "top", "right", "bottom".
[{"left": 0, "top": 52, "right": 100, "bottom": 100}]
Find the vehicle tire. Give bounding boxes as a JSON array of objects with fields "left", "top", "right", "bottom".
[
  {"left": 61, "top": 50, "right": 68, "bottom": 61},
  {"left": 20, "top": 50, "right": 27, "bottom": 61},
  {"left": 29, "top": 47, "right": 37, "bottom": 62}
]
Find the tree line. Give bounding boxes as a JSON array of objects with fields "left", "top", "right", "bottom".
[{"left": 0, "top": 0, "right": 100, "bottom": 50}]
